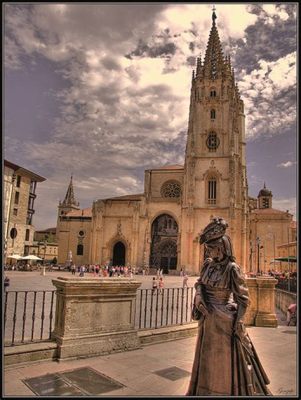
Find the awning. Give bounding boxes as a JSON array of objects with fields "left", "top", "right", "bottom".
[
  {"left": 7, "top": 254, "right": 23, "bottom": 259},
  {"left": 273, "top": 257, "right": 297, "bottom": 263}
]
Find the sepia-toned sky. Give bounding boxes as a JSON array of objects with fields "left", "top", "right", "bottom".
[{"left": 4, "top": 3, "right": 297, "bottom": 229}]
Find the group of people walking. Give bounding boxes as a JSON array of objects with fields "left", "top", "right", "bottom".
[{"left": 69, "top": 263, "right": 135, "bottom": 278}]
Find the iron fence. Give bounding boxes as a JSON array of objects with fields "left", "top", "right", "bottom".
[
  {"left": 4, "top": 290, "right": 56, "bottom": 347},
  {"left": 4, "top": 286, "right": 196, "bottom": 347},
  {"left": 135, "top": 287, "right": 195, "bottom": 330},
  {"left": 275, "top": 279, "right": 297, "bottom": 293}
]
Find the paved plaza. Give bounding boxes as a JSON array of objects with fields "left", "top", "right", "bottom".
[
  {"left": 3, "top": 271, "right": 298, "bottom": 397},
  {"left": 4, "top": 269, "right": 196, "bottom": 291},
  {"left": 3, "top": 324, "right": 297, "bottom": 397}
]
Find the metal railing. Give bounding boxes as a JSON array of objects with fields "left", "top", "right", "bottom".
[
  {"left": 4, "top": 286, "right": 195, "bottom": 347},
  {"left": 135, "top": 287, "right": 195, "bottom": 330},
  {"left": 275, "top": 279, "right": 297, "bottom": 293},
  {"left": 4, "top": 290, "right": 56, "bottom": 347}
]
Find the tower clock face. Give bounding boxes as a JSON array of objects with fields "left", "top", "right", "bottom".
[{"left": 206, "top": 133, "right": 220, "bottom": 150}]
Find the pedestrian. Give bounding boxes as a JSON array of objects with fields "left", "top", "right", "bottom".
[
  {"left": 158, "top": 277, "right": 164, "bottom": 294},
  {"left": 287, "top": 303, "right": 297, "bottom": 326},
  {"left": 79, "top": 265, "right": 85, "bottom": 277},
  {"left": 180, "top": 268, "right": 183, "bottom": 277},
  {"left": 4, "top": 275, "right": 10, "bottom": 291},
  {"left": 71, "top": 263, "right": 76, "bottom": 275},
  {"left": 152, "top": 277, "right": 158, "bottom": 294},
  {"left": 183, "top": 273, "right": 189, "bottom": 288},
  {"left": 157, "top": 268, "right": 160, "bottom": 278}
]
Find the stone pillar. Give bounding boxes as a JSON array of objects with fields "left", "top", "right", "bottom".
[
  {"left": 244, "top": 278, "right": 257, "bottom": 326},
  {"left": 255, "top": 277, "right": 278, "bottom": 327},
  {"left": 52, "top": 277, "right": 142, "bottom": 360}
]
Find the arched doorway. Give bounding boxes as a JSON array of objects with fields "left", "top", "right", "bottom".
[
  {"left": 112, "top": 241, "right": 126, "bottom": 266},
  {"left": 150, "top": 214, "right": 178, "bottom": 274}
]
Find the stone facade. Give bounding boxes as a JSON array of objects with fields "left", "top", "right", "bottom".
[
  {"left": 28, "top": 242, "right": 58, "bottom": 263},
  {"left": 56, "top": 14, "right": 296, "bottom": 274},
  {"left": 249, "top": 186, "right": 294, "bottom": 273},
  {"left": 4, "top": 160, "right": 46, "bottom": 261}
]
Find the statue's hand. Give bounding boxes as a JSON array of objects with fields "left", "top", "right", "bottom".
[{"left": 197, "top": 302, "right": 209, "bottom": 317}]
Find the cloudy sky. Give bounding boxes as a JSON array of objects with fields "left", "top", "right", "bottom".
[{"left": 4, "top": 3, "right": 297, "bottom": 229}]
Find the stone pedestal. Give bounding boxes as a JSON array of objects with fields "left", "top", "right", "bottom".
[
  {"left": 255, "top": 277, "right": 278, "bottom": 327},
  {"left": 51, "top": 277, "right": 142, "bottom": 360},
  {"left": 245, "top": 277, "right": 278, "bottom": 327},
  {"left": 244, "top": 278, "right": 257, "bottom": 325}
]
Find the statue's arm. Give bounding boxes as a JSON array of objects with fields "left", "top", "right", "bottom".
[
  {"left": 194, "top": 281, "right": 209, "bottom": 316},
  {"left": 231, "top": 263, "right": 250, "bottom": 333}
]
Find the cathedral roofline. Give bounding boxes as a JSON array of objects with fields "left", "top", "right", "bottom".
[
  {"left": 65, "top": 207, "right": 92, "bottom": 218},
  {"left": 250, "top": 208, "right": 292, "bottom": 216},
  {"left": 146, "top": 164, "right": 184, "bottom": 171},
  {"left": 102, "top": 193, "right": 144, "bottom": 201}
]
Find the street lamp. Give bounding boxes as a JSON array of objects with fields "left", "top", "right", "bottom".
[{"left": 256, "top": 237, "right": 260, "bottom": 275}]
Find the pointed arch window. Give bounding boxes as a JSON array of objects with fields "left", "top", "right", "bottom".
[
  {"left": 207, "top": 177, "right": 217, "bottom": 205},
  {"left": 77, "top": 244, "right": 84, "bottom": 256},
  {"left": 210, "top": 89, "right": 217, "bottom": 97},
  {"left": 210, "top": 109, "right": 216, "bottom": 119}
]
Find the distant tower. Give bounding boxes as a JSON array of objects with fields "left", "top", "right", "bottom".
[
  {"left": 181, "top": 8, "right": 248, "bottom": 269},
  {"left": 258, "top": 182, "right": 273, "bottom": 209},
  {"left": 58, "top": 175, "right": 80, "bottom": 219}
]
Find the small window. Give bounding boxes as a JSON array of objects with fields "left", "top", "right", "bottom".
[
  {"left": 13, "top": 208, "right": 18, "bottom": 216},
  {"left": 210, "top": 109, "right": 216, "bottom": 119},
  {"left": 14, "top": 191, "right": 20, "bottom": 205},
  {"left": 210, "top": 89, "right": 216, "bottom": 97},
  {"left": 25, "top": 229, "right": 30, "bottom": 241},
  {"left": 16, "top": 175, "right": 21, "bottom": 187},
  {"left": 77, "top": 244, "right": 84, "bottom": 255},
  {"left": 208, "top": 178, "right": 217, "bottom": 205},
  {"left": 10, "top": 228, "right": 17, "bottom": 239},
  {"left": 78, "top": 230, "right": 85, "bottom": 237}
]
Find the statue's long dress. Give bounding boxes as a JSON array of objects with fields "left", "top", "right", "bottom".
[{"left": 187, "top": 261, "right": 271, "bottom": 396}]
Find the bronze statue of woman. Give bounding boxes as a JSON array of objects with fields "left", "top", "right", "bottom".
[{"left": 187, "top": 217, "right": 271, "bottom": 396}]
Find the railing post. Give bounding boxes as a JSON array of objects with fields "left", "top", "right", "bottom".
[{"left": 255, "top": 277, "right": 278, "bottom": 327}]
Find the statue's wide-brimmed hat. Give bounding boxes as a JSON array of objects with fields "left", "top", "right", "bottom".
[{"left": 199, "top": 217, "right": 228, "bottom": 245}]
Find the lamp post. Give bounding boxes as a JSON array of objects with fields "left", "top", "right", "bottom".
[
  {"left": 256, "top": 236, "right": 260, "bottom": 275},
  {"left": 287, "top": 227, "right": 290, "bottom": 292},
  {"left": 249, "top": 240, "right": 253, "bottom": 273}
]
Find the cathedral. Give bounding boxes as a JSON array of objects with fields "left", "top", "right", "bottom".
[{"left": 56, "top": 11, "right": 294, "bottom": 274}]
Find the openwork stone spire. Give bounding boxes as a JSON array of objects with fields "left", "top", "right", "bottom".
[
  {"left": 202, "top": 8, "right": 226, "bottom": 80},
  {"left": 62, "top": 175, "right": 80, "bottom": 208}
]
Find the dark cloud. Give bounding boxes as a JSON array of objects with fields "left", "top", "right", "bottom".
[
  {"left": 234, "top": 7, "right": 296, "bottom": 74},
  {"left": 126, "top": 39, "right": 177, "bottom": 59},
  {"left": 101, "top": 56, "right": 122, "bottom": 71},
  {"left": 189, "top": 42, "right": 195, "bottom": 52},
  {"left": 186, "top": 56, "right": 196, "bottom": 66}
]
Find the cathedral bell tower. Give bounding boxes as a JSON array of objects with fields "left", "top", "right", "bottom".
[
  {"left": 181, "top": 8, "right": 249, "bottom": 271},
  {"left": 57, "top": 175, "right": 80, "bottom": 220}
]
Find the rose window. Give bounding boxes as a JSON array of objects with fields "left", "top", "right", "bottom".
[{"left": 161, "top": 181, "right": 181, "bottom": 198}]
